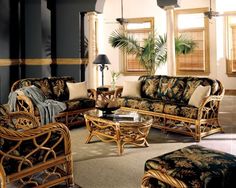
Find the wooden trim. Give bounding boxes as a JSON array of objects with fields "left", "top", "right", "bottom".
[
  {"left": 225, "top": 89, "right": 236, "bottom": 95},
  {"left": 0, "top": 58, "right": 89, "bottom": 66},
  {"left": 53, "top": 58, "right": 89, "bottom": 65},
  {"left": 21, "top": 58, "right": 52, "bottom": 65},
  {"left": 0, "top": 59, "right": 19, "bottom": 66},
  {"left": 122, "top": 17, "right": 154, "bottom": 75},
  {"left": 226, "top": 59, "right": 236, "bottom": 76},
  {"left": 174, "top": 7, "right": 209, "bottom": 15},
  {"left": 174, "top": 7, "right": 210, "bottom": 76}
]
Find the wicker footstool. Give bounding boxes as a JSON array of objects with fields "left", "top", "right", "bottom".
[{"left": 142, "top": 145, "right": 236, "bottom": 188}]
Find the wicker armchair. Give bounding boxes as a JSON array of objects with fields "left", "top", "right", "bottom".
[{"left": 0, "top": 105, "right": 74, "bottom": 188}]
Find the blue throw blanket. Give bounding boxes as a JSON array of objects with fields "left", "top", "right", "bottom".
[{"left": 8, "top": 85, "right": 66, "bottom": 125}]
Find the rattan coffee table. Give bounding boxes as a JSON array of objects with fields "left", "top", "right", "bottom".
[{"left": 84, "top": 108, "right": 153, "bottom": 155}]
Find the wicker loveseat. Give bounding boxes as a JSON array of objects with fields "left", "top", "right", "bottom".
[
  {"left": 0, "top": 105, "right": 74, "bottom": 187},
  {"left": 10, "top": 76, "right": 96, "bottom": 128},
  {"left": 117, "top": 75, "right": 225, "bottom": 141}
]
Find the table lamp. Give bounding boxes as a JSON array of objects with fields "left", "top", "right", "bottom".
[{"left": 93, "top": 54, "right": 111, "bottom": 91}]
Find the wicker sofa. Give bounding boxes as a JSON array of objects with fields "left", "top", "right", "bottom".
[
  {"left": 10, "top": 76, "right": 96, "bottom": 128},
  {"left": 0, "top": 105, "right": 74, "bottom": 187},
  {"left": 117, "top": 75, "right": 225, "bottom": 141}
]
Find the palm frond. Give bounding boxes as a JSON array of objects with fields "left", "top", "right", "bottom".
[
  {"left": 175, "top": 35, "right": 196, "bottom": 54},
  {"left": 109, "top": 30, "right": 196, "bottom": 75},
  {"left": 108, "top": 30, "right": 140, "bottom": 55},
  {"left": 155, "top": 34, "right": 167, "bottom": 66}
]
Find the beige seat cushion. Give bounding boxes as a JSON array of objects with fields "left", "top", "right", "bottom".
[
  {"left": 188, "top": 85, "right": 211, "bottom": 107},
  {"left": 66, "top": 82, "right": 88, "bottom": 100},
  {"left": 122, "top": 81, "right": 141, "bottom": 98}
]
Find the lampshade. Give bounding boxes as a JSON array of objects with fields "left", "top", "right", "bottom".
[{"left": 93, "top": 54, "right": 111, "bottom": 65}]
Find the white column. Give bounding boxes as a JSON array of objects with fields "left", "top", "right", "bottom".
[
  {"left": 165, "top": 6, "right": 176, "bottom": 76},
  {"left": 87, "top": 12, "right": 98, "bottom": 89}
]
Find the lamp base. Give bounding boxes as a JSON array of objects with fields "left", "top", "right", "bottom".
[{"left": 97, "top": 86, "right": 109, "bottom": 92}]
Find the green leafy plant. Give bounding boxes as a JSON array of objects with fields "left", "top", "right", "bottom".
[{"left": 109, "top": 30, "right": 196, "bottom": 75}]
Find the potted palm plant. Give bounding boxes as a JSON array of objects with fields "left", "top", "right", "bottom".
[{"left": 109, "top": 30, "right": 196, "bottom": 75}]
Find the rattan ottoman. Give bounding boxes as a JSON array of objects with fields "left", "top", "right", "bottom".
[{"left": 142, "top": 145, "right": 236, "bottom": 188}]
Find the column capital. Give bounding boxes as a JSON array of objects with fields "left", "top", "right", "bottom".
[
  {"left": 164, "top": 5, "right": 176, "bottom": 10},
  {"left": 86, "top": 11, "right": 97, "bottom": 17}
]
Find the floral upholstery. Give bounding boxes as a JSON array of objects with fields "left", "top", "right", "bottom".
[
  {"left": 66, "top": 98, "right": 96, "bottom": 111},
  {"left": 140, "top": 75, "right": 161, "bottom": 99},
  {"left": 49, "top": 76, "right": 75, "bottom": 101},
  {"left": 118, "top": 75, "right": 224, "bottom": 141},
  {"left": 180, "top": 106, "right": 198, "bottom": 119},
  {"left": 11, "top": 76, "right": 96, "bottom": 127},
  {"left": 0, "top": 110, "right": 74, "bottom": 187},
  {"left": 157, "top": 76, "right": 185, "bottom": 102},
  {"left": 144, "top": 145, "right": 236, "bottom": 188},
  {"left": 117, "top": 97, "right": 165, "bottom": 113},
  {"left": 118, "top": 75, "right": 221, "bottom": 119},
  {"left": 1, "top": 131, "right": 65, "bottom": 175},
  {"left": 0, "top": 105, "right": 64, "bottom": 175},
  {"left": 139, "top": 75, "right": 220, "bottom": 104},
  {"left": 12, "top": 77, "right": 54, "bottom": 99}
]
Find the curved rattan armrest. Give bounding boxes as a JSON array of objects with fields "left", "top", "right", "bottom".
[
  {"left": 0, "top": 122, "right": 72, "bottom": 187},
  {"left": 198, "top": 81, "right": 225, "bottom": 109},
  {"left": 9, "top": 111, "right": 41, "bottom": 130},
  {"left": 141, "top": 169, "right": 187, "bottom": 188},
  {"left": 0, "top": 164, "right": 6, "bottom": 188},
  {"left": 0, "top": 122, "right": 70, "bottom": 142},
  {"left": 15, "top": 95, "right": 35, "bottom": 114},
  {"left": 197, "top": 92, "right": 225, "bottom": 120},
  {"left": 87, "top": 88, "right": 97, "bottom": 99},
  {"left": 114, "top": 86, "right": 123, "bottom": 98}
]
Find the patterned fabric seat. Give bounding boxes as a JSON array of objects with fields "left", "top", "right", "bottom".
[
  {"left": 142, "top": 145, "right": 236, "bottom": 188},
  {"left": 0, "top": 104, "right": 74, "bottom": 187},
  {"left": 117, "top": 75, "right": 224, "bottom": 141},
  {"left": 10, "top": 76, "right": 96, "bottom": 128}
]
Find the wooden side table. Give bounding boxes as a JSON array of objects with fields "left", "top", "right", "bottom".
[{"left": 96, "top": 85, "right": 123, "bottom": 101}]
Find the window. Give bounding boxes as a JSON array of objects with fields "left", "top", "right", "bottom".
[
  {"left": 122, "top": 17, "right": 154, "bottom": 75},
  {"left": 175, "top": 8, "right": 210, "bottom": 75},
  {"left": 225, "top": 13, "right": 236, "bottom": 76}
]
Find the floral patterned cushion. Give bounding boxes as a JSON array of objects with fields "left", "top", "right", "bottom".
[
  {"left": 163, "top": 103, "right": 180, "bottom": 116},
  {"left": 145, "top": 145, "right": 236, "bottom": 188},
  {"left": 49, "top": 76, "right": 75, "bottom": 101},
  {"left": 65, "top": 98, "right": 96, "bottom": 111},
  {"left": 180, "top": 106, "right": 198, "bottom": 119},
  {"left": 117, "top": 97, "right": 165, "bottom": 112},
  {"left": 139, "top": 75, "right": 161, "bottom": 99},
  {"left": 33, "top": 78, "right": 53, "bottom": 99},
  {"left": 156, "top": 76, "right": 186, "bottom": 102},
  {"left": 118, "top": 97, "right": 199, "bottom": 119}
]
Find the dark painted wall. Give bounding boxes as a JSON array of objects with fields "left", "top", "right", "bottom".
[
  {"left": 0, "top": 0, "right": 106, "bottom": 103},
  {"left": 0, "top": 0, "right": 10, "bottom": 58},
  {"left": 42, "top": 0, "right": 51, "bottom": 58},
  {"left": 21, "top": 0, "right": 42, "bottom": 58},
  {"left": 51, "top": 0, "right": 80, "bottom": 58}
]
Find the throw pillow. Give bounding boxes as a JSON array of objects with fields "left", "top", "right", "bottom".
[
  {"left": 66, "top": 82, "right": 88, "bottom": 100},
  {"left": 188, "top": 85, "right": 211, "bottom": 107},
  {"left": 122, "top": 81, "right": 141, "bottom": 98}
]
